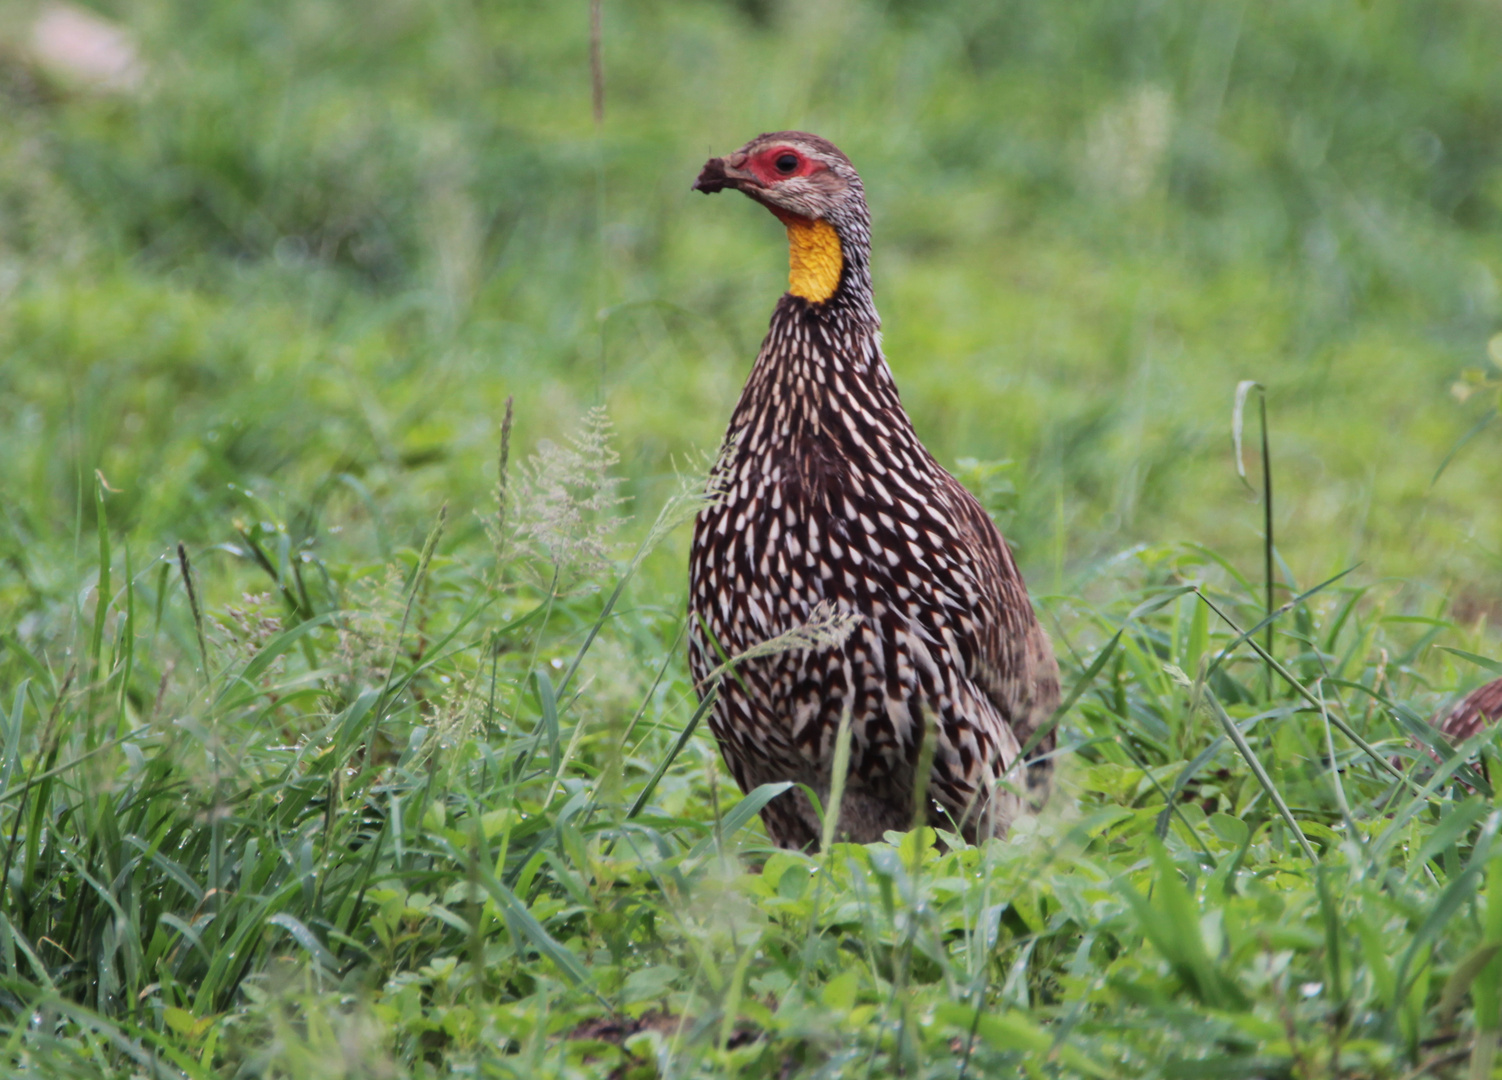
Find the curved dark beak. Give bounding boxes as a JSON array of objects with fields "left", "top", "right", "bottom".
[{"left": 693, "top": 155, "right": 759, "bottom": 195}]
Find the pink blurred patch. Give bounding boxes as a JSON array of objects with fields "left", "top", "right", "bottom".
[{"left": 30, "top": 2, "right": 144, "bottom": 94}]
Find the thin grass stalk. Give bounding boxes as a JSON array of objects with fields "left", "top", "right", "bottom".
[
  {"left": 365, "top": 503, "right": 448, "bottom": 761},
  {"left": 589, "top": 0, "right": 604, "bottom": 127},
  {"left": 494, "top": 394, "right": 514, "bottom": 569},
  {"left": 87, "top": 474, "right": 111, "bottom": 743},
  {"left": 504, "top": 569, "right": 560, "bottom": 779},
  {"left": 1233, "top": 381, "right": 1275, "bottom": 698},
  {"left": 556, "top": 478, "right": 716, "bottom": 701},
  {"left": 580, "top": 617, "right": 685, "bottom": 825},
  {"left": 955, "top": 963, "right": 992, "bottom": 1080},
  {"left": 1317, "top": 679, "right": 1366, "bottom": 855},
  {"left": 1434, "top": 406, "right": 1496, "bottom": 485},
  {"left": 789, "top": 704, "right": 856, "bottom": 1002},
  {"left": 1199, "top": 569, "right": 1355, "bottom": 693},
  {"left": 233, "top": 525, "right": 309, "bottom": 620},
  {"left": 821, "top": 703, "right": 854, "bottom": 852},
  {"left": 626, "top": 684, "right": 718, "bottom": 819},
  {"left": 116, "top": 544, "right": 134, "bottom": 739},
  {"left": 1315, "top": 864, "right": 1348, "bottom": 1035},
  {"left": 1472, "top": 854, "right": 1502, "bottom": 1079},
  {"left": 1205, "top": 691, "right": 1318, "bottom": 863},
  {"left": 1196, "top": 589, "right": 1421, "bottom": 792},
  {"left": 1259, "top": 390, "right": 1275, "bottom": 698},
  {"left": 175, "top": 543, "right": 210, "bottom": 687},
  {"left": 337, "top": 799, "right": 393, "bottom": 946},
  {"left": 12, "top": 671, "right": 71, "bottom": 914},
  {"left": 892, "top": 710, "right": 939, "bottom": 1074},
  {"left": 590, "top": 0, "right": 607, "bottom": 397},
  {"left": 617, "top": 616, "right": 687, "bottom": 754},
  {"left": 717, "top": 933, "right": 757, "bottom": 1053},
  {"left": 543, "top": 703, "right": 591, "bottom": 810}
]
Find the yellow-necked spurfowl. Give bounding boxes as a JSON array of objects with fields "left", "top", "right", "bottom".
[
  {"left": 1434, "top": 678, "right": 1502, "bottom": 745},
  {"left": 1403, "top": 677, "right": 1502, "bottom": 789},
  {"left": 687, "top": 131, "right": 1060, "bottom": 849}
]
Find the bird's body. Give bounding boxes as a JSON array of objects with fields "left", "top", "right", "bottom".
[
  {"left": 688, "top": 132, "right": 1059, "bottom": 849},
  {"left": 1402, "top": 678, "right": 1502, "bottom": 791}
]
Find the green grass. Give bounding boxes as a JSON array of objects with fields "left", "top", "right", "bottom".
[{"left": 4, "top": 0, "right": 1502, "bottom": 1075}]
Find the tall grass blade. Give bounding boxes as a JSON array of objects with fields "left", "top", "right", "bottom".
[
  {"left": 473, "top": 866, "right": 589, "bottom": 987},
  {"left": 89, "top": 472, "right": 112, "bottom": 688},
  {"left": 821, "top": 704, "right": 854, "bottom": 852},
  {"left": 267, "top": 913, "right": 338, "bottom": 973},
  {"left": 1438, "top": 647, "right": 1502, "bottom": 677},
  {"left": 1232, "top": 381, "right": 1277, "bottom": 695},
  {"left": 1205, "top": 691, "right": 1318, "bottom": 863},
  {"left": 1433, "top": 406, "right": 1496, "bottom": 485},
  {"left": 627, "top": 685, "right": 718, "bottom": 820},
  {"left": 1391, "top": 812, "right": 1502, "bottom": 1037},
  {"left": 535, "top": 668, "right": 561, "bottom": 777},
  {"left": 1198, "top": 590, "right": 1418, "bottom": 790},
  {"left": 1472, "top": 854, "right": 1502, "bottom": 1078},
  {"left": 176, "top": 543, "right": 210, "bottom": 685},
  {"left": 685, "top": 782, "right": 792, "bottom": 861},
  {"left": 365, "top": 503, "right": 447, "bottom": 760},
  {"left": 1021, "top": 629, "right": 1123, "bottom": 763}
]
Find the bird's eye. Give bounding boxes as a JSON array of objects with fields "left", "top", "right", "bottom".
[{"left": 774, "top": 153, "right": 799, "bottom": 174}]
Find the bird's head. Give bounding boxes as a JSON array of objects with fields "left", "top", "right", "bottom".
[
  {"left": 693, "top": 131, "right": 862, "bottom": 223},
  {"left": 694, "top": 131, "right": 870, "bottom": 305}
]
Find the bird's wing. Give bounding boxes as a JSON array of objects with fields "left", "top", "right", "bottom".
[{"left": 945, "top": 479, "right": 1061, "bottom": 773}]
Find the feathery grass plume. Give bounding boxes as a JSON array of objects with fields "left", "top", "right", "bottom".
[
  {"left": 329, "top": 564, "right": 408, "bottom": 700},
  {"left": 542, "top": 453, "right": 726, "bottom": 805},
  {"left": 491, "top": 394, "right": 515, "bottom": 570},
  {"left": 633, "top": 451, "right": 729, "bottom": 570},
  {"left": 409, "top": 670, "right": 483, "bottom": 770},
  {"left": 698, "top": 600, "right": 862, "bottom": 686},
  {"left": 220, "top": 591, "right": 284, "bottom": 649},
  {"left": 510, "top": 405, "right": 627, "bottom": 593}
]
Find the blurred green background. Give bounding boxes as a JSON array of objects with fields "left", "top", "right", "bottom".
[{"left": 3, "top": 0, "right": 1501, "bottom": 630}]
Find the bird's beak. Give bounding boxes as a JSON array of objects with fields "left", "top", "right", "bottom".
[{"left": 693, "top": 154, "right": 760, "bottom": 194}]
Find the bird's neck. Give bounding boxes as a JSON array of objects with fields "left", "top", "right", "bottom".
[
  {"left": 783, "top": 218, "right": 842, "bottom": 303},
  {"left": 771, "top": 210, "right": 876, "bottom": 319},
  {"left": 729, "top": 293, "right": 911, "bottom": 452}
]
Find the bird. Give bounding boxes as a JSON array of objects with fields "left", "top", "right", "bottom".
[
  {"left": 686, "top": 131, "right": 1060, "bottom": 850},
  {"left": 1433, "top": 677, "right": 1502, "bottom": 746},
  {"left": 1398, "top": 677, "right": 1502, "bottom": 789}
]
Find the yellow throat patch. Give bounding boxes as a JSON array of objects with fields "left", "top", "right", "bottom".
[{"left": 784, "top": 217, "right": 843, "bottom": 303}]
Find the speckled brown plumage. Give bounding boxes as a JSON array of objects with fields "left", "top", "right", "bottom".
[
  {"left": 687, "top": 132, "right": 1060, "bottom": 850},
  {"left": 1434, "top": 678, "right": 1502, "bottom": 745},
  {"left": 1399, "top": 677, "right": 1502, "bottom": 789}
]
